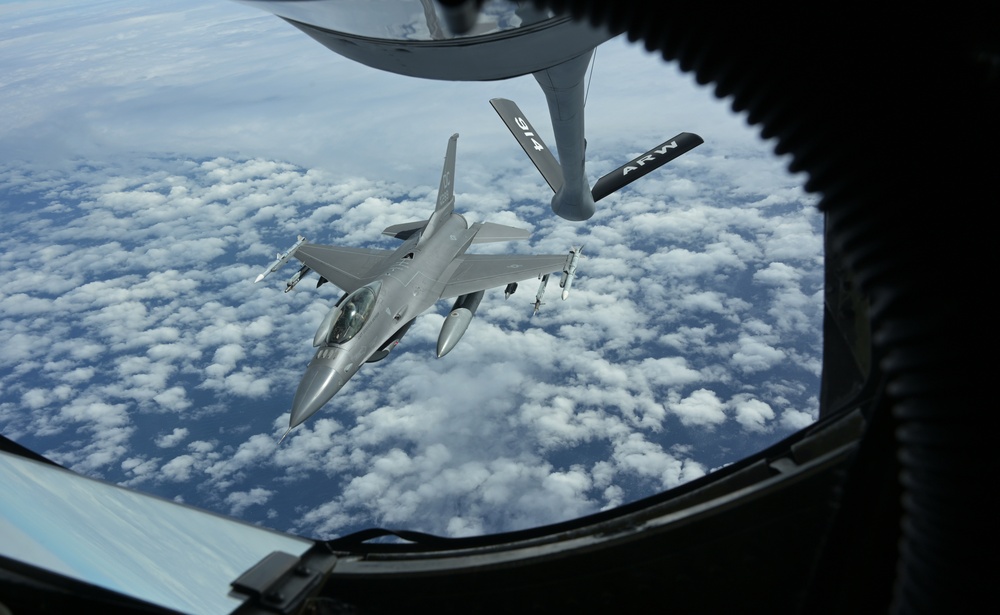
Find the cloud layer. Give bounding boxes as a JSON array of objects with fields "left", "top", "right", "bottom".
[{"left": 1, "top": 1, "right": 822, "bottom": 539}]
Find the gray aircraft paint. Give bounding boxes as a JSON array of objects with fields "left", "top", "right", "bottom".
[{"left": 254, "top": 134, "right": 579, "bottom": 436}]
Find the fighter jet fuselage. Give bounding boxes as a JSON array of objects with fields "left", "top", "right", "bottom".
[{"left": 293, "top": 214, "right": 481, "bottom": 427}]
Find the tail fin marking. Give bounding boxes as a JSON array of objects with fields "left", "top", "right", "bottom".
[{"left": 420, "top": 133, "right": 459, "bottom": 244}]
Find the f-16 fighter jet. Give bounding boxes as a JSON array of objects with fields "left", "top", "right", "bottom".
[{"left": 255, "top": 134, "right": 580, "bottom": 438}]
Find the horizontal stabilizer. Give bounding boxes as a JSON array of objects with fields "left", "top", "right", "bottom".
[
  {"left": 382, "top": 220, "right": 427, "bottom": 240},
  {"left": 471, "top": 221, "right": 531, "bottom": 244},
  {"left": 591, "top": 132, "right": 704, "bottom": 202},
  {"left": 490, "top": 98, "right": 564, "bottom": 194}
]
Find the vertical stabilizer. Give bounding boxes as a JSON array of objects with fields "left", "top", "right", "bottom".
[{"left": 420, "top": 133, "right": 458, "bottom": 245}]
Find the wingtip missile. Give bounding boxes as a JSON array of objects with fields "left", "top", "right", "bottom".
[
  {"left": 254, "top": 235, "right": 307, "bottom": 284},
  {"left": 559, "top": 247, "right": 582, "bottom": 300}
]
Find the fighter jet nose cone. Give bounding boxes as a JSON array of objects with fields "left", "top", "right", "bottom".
[{"left": 289, "top": 364, "right": 345, "bottom": 428}]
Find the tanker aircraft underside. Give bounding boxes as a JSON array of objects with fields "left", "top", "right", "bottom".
[{"left": 235, "top": 0, "right": 703, "bottom": 220}]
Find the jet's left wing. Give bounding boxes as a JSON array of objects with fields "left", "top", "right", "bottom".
[
  {"left": 293, "top": 243, "right": 394, "bottom": 293},
  {"left": 440, "top": 253, "right": 570, "bottom": 299}
]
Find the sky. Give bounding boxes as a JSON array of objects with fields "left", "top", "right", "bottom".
[{"left": 0, "top": 0, "right": 822, "bottom": 542}]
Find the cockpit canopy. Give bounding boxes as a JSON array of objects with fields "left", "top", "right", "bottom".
[
  {"left": 327, "top": 283, "right": 379, "bottom": 345},
  {"left": 313, "top": 282, "right": 382, "bottom": 348}
]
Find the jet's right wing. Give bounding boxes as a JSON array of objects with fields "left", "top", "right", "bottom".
[
  {"left": 439, "top": 252, "right": 570, "bottom": 299},
  {"left": 292, "top": 243, "right": 393, "bottom": 293}
]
